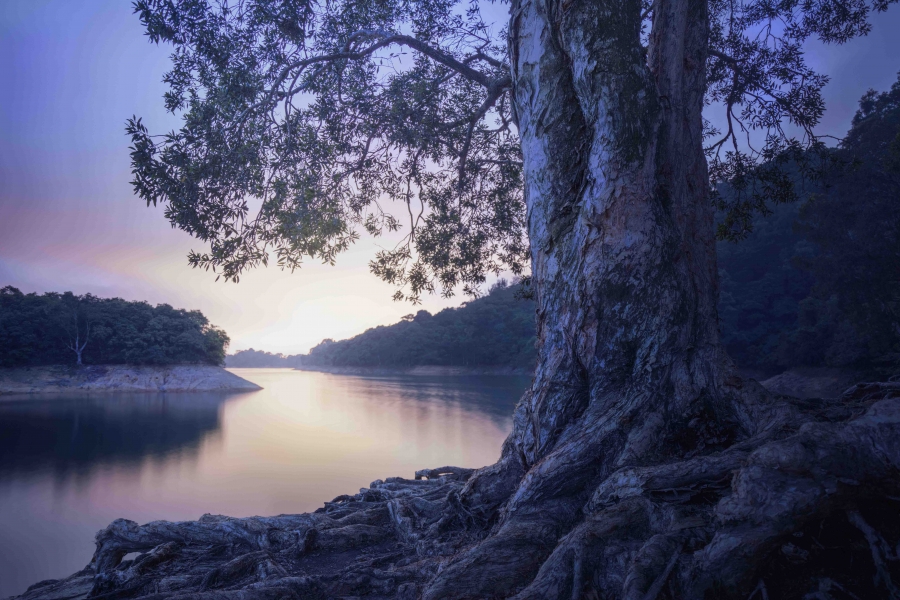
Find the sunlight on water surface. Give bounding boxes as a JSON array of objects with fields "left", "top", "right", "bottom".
[{"left": 0, "top": 369, "right": 529, "bottom": 597}]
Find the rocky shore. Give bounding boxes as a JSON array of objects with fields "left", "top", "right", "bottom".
[
  {"left": 0, "top": 365, "right": 261, "bottom": 395},
  {"left": 6, "top": 377, "right": 900, "bottom": 599}
]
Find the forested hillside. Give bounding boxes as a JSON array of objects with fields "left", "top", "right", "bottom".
[
  {"left": 226, "top": 349, "right": 304, "bottom": 368},
  {"left": 0, "top": 287, "right": 229, "bottom": 367},
  {"left": 720, "top": 76, "right": 900, "bottom": 375},
  {"left": 303, "top": 280, "right": 537, "bottom": 369},
  {"left": 718, "top": 203, "right": 813, "bottom": 372}
]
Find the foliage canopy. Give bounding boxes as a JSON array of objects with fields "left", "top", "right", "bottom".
[
  {"left": 128, "top": 0, "right": 896, "bottom": 300},
  {"left": 0, "top": 287, "right": 229, "bottom": 367}
]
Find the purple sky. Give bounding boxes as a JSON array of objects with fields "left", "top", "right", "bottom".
[{"left": 1, "top": 0, "right": 899, "bottom": 354}]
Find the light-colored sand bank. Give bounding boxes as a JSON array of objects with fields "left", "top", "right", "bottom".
[{"left": 0, "top": 365, "right": 262, "bottom": 395}]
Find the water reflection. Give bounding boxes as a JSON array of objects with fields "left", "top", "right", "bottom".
[
  {"left": 333, "top": 374, "right": 527, "bottom": 421},
  {"left": 0, "top": 394, "right": 228, "bottom": 479},
  {"left": 0, "top": 369, "right": 528, "bottom": 598}
]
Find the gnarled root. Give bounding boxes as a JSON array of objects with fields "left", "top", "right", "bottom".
[
  {"left": 13, "top": 384, "right": 900, "bottom": 600},
  {"left": 472, "top": 392, "right": 900, "bottom": 600}
]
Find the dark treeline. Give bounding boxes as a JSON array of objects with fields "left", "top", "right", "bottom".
[
  {"left": 226, "top": 349, "right": 304, "bottom": 368},
  {"left": 0, "top": 287, "right": 229, "bottom": 367},
  {"left": 303, "top": 280, "right": 537, "bottom": 369},
  {"left": 720, "top": 76, "right": 900, "bottom": 376},
  {"left": 245, "top": 79, "right": 900, "bottom": 375}
]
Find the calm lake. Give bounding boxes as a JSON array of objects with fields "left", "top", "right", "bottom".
[{"left": 0, "top": 368, "right": 529, "bottom": 598}]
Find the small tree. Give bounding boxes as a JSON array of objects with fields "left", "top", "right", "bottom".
[
  {"left": 65, "top": 311, "right": 90, "bottom": 366},
  {"left": 58, "top": 294, "right": 93, "bottom": 367}
]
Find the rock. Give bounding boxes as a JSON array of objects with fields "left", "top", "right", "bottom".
[{"left": 759, "top": 367, "right": 859, "bottom": 399}]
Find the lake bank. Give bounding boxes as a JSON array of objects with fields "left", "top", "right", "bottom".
[
  {"left": 294, "top": 364, "right": 532, "bottom": 377},
  {"left": 0, "top": 369, "right": 526, "bottom": 598},
  {"left": 0, "top": 365, "right": 261, "bottom": 395},
  {"left": 295, "top": 365, "right": 867, "bottom": 399}
]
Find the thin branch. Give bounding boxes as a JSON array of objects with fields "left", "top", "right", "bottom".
[
  {"left": 708, "top": 48, "right": 741, "bottom": 68},
  {"left": 438, "top": 80, "right": 511, "bottom": 131}
]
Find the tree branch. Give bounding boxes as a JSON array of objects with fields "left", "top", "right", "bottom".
[
  {"left": 439, "top": 78, "right": 511, "bottom": 131},
  {"left": 708, "top": 48, "right": 740, "bottom": 67},
  {"left": 244, "top": 31, "right": 507, "bottom": 127},
  {"left": 275, "top": 30, "right": 498, "bottom": 94}
]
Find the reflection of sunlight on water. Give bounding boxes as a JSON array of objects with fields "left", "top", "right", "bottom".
[{"left": 0, "top": 369, "right": 528, "bottom": 597}]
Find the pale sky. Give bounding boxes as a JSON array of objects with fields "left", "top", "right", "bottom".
[{"left": 1, "top": 0, "right": 898, "bottom": 354}]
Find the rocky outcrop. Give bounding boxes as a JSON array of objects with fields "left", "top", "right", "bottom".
[
  {"left": 759, "top": 367, "right": 862, "bottom": 399},
  {"left": 0, "top": 365, "right": 261, "bottom": 394}
]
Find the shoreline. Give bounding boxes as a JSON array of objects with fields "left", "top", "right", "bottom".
[
  {"left": 293, "top": 364, "right": 533, "bottom": 377},
  {"left": 0, "top": 365, "right": 262, "bottom": 395},
  {"left": 292, "top": 364, "right": 864, "bottom": 398}
]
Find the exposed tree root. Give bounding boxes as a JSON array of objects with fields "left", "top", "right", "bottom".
[{"left": 11, "top": 383, "right": 900, "bottom": 600}]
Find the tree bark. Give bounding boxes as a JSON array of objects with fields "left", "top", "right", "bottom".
[{"left": 509, "top": 0, "right": 724, "bottom": 473}]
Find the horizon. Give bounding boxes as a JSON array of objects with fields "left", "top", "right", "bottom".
[{"left": 2, "top": 0, "right": 899, "bottom": 355}]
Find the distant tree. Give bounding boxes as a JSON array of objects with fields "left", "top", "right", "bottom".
[
  {"left": 303, "top": 282, "right": 537, "bottom": 369},
  {"left": 59, "top": 295, "right": 94, "bottom": 366},
  {"left": 717, "top": 202, "right": 814, "bottom": 373},
  {"left": 716, "top": 76, "right": 900, "bottom": 376},
  {"left": 489, "top": 278, "right": 509, "bottom": 293},
  {"left": 226, "top": 348, "right": 304, "bottom": 367},
  {"left": 0, "top": 287, "right": 33, "bottom": 366}
]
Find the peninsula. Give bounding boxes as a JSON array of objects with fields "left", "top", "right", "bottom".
[
  {"left": 0, "top": 288, "right": 260, "bottom": 394},
  {"left": 0, "top": 365, "right": 260, "bottom": 395}
]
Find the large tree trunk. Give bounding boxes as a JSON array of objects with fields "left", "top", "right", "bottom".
[
  {"left": 420, "top": 0, "right": 748, "bottom": 594},
  {"left": 461, "top": 0, "right": 727, "bottom": 510},
  {"left": 16, "top": 1, "right": 900, "bottom": 599}
]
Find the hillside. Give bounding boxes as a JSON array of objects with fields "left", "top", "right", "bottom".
[
  {"left": 249, "top": 172, "right": 898, "bottom": 376},
  {"left": 0, "top": 287, "right": 229, "bottom": 367},
  {"left": 717, "top": 201, "right": 814, "bottom": 374},
  {"left": 226, "top": 349, "right": 304, "bottom": 368},
  {"left": 246, "top": 84, "right": 900, "bottom": 379},
  {"left": 303, "top": 281, "right": 537, "bottom": 370}
]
